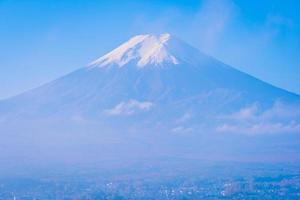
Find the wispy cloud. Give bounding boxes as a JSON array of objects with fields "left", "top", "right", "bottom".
[
  {"left": 217, "top": 122, "right": 300, "bottom": 135},
  {"left": 171, "top": 126, "right": 194, "bottom": 133},
  {"left": 227, "top": 104, "right": 258, "bottom": 120},
  {"left": 190, "top": 0, "right": 237, "bottom": 52},
  {"left": 224, "top": 101, "right": 300, "bottom": 121},
  {"left": 176, "top": 112, "right": 192, "bottom": 123},
  {"left": 217, "top": 101, "right": 300, "bottom": 134},
  {"left": 105, "top": 99, "right": 154, "bottom": 116}
]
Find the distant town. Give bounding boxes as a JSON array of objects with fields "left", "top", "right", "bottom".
[{"left": 1, "top": 163, "right": 300, "bottom": 200}]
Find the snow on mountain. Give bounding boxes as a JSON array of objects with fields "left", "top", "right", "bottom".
[{"left": 89, "top": 33, "right": 179, "bottom": 68}]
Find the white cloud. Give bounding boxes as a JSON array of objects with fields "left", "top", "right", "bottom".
[
  {"left": 217, "top": 122, "right": 300, "bottom": 135},
  {"left": 217, "top": 101, "right": 300, "bottom": 134},
  {"left": 105, "top": 99, "right": 154, "bottom": 116},
  {"left": 171, "top": 126, "right": 194, "bottom": 133},
  {"left": 260, "top": 101, "right": 300, "bottom": 120},
  {"left": 224, "top": 101, "right": 300, "bottom": 121},
  {"left": 176, "top": 112, "right": 192, "bottom": 123},
  {"left": 228, "top": 104, "right": 258, "bottom": 120}
]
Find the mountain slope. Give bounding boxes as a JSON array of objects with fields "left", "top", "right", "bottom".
[
  {"left": 0, "top": 34, "right": 298, "bottom": 121},
  {"left": 0, "top": 33, "right": 300, "bottom": 164}
]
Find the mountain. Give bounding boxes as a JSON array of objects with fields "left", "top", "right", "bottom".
[{"left": 0, "top": 33, "right": 300, "bottom": 165}]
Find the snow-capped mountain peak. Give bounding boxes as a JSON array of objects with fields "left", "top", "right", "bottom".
[{"left": 89, "top": 33, "right": 180, "bottom": 68}]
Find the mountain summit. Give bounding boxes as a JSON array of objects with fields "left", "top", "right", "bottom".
[
  {"left": 89, "top": 33, "right": 179, "bottom": 68},
  {"left": 89, "top": 33, "right": 205, "bottom": 68}
]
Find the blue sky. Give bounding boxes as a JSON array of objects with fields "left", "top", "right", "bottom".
[{"left": 0, "top": 0, "right": 299, "bottom": 99}]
